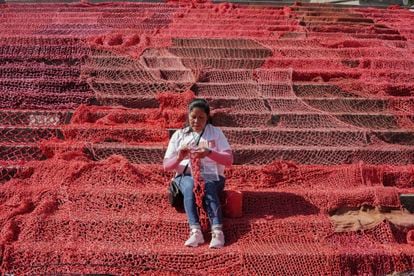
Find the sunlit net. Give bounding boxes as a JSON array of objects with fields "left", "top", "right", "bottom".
[{"left": 0, "top": 1, "right": 413, "bottom": 274}]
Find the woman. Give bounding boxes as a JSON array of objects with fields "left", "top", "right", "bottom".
[{"left": 163, "top": 98, "right": 233, "bottom": 248}]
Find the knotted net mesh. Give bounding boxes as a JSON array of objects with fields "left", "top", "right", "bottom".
[{"left": 0, "top": 1, "right": 413, "bottom": 275}]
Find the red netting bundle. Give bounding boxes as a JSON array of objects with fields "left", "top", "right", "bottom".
[
  {"left": 190, "top": 155, "right": 210, "bottom": 232},
  {"left": 0, "top": 1, "right": 414, "bottom": 275}
]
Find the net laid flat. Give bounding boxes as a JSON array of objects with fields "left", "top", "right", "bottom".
[{"left": 0, "top": 1, "right": 413, "bottom": 275}]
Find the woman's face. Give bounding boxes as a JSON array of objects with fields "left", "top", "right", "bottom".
[{"left": 189, "top": 107, "right": 208, "bottom": 133}]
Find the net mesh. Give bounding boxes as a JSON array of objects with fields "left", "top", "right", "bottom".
[{"left": 0, "top": 1, "right": 413, "bottom": 275}]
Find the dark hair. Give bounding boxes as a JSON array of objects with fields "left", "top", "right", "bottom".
[
  {"left": 189, "top": 98, "right": 210, "bottom": 116},
  {"left": 184, "top": 98, "right": 212, "bottom": 132}
]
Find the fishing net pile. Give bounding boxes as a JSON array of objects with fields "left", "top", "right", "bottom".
[{"left": 0, "top": 1, "right": 413, "bottom": 274}]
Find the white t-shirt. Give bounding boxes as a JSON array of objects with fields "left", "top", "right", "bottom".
[{"left": 164, "top": 124, "right": 231, "bottom": 177}]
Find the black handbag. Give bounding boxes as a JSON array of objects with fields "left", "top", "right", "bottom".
[
  {"left": 168, "top": 178, "right": 184, "bottom": 210},
  {"left": 167, "top": 128, "right": 204, "bottom": 210}
]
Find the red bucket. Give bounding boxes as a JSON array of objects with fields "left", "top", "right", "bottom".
[{"left": 222, "top": 190, "right": 243, "bottom": 218}]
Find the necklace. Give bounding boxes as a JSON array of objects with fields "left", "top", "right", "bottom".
[{"left": 190, "top": 128, "right": 204, "bottom": 148}]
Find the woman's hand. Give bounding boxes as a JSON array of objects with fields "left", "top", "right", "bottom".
[
  {"left": 191, "top": 147, "right": 211, "bottom": 159},
  {"left": 177, "top": 146, "right": 191, "bottom": 161}
]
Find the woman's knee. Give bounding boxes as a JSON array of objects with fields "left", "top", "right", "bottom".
[
  {"left": 179, "top": 176, "right": 195, "bottom": 196},
  {"left": 204, "top": 181, "right": 215, "bottom": 193},
  {"left": 204, "top": 179, "right": 224, "bottom": 194},
  {"left": 204, "top": 184, "right": 220, "bottom": 202}
]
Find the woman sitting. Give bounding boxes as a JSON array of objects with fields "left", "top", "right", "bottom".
[{"left": 163, "top": 98, "right": 233, "bottom": 248}]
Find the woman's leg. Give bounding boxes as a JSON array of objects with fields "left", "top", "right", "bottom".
[
  {"left": 204, "top": 176, "right": 226, "bottom": 248},
  {"left": 176, "top": 175, "right": 204, "bottom": 247},
  {"left": 176, "top": 175, "right": 200, "bottom": 229},
  {"left": 203, "top": 176, "right": 225, "bottom": 229}
]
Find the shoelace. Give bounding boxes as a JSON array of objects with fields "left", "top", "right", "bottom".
[
  {"left": 212, "top": 231, "right": 222, "bottom": 239},
  {"left": 189, "top": 230, "right": 199, "bottom": 237}
]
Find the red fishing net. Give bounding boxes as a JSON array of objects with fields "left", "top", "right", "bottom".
[{"left": 0, "top": 1, "right": 413, "bottom": 275}]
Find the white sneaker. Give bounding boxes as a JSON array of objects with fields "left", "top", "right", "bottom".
[
  {"left": 184, "top": 229, "right": 204, "bottom": 247},
  {"left": 209, "top": 230, "right": 225, "bottom": 249}
]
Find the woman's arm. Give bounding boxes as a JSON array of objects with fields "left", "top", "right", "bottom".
[
  {"left": 163, "top": 156, "right": 181, "bottom": 171},
  {"left": 209, "top": 149, "right": 233, "bottom": 166},
  {"left": 163, "top": 146, "right": 190, "bottom": 171}
]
